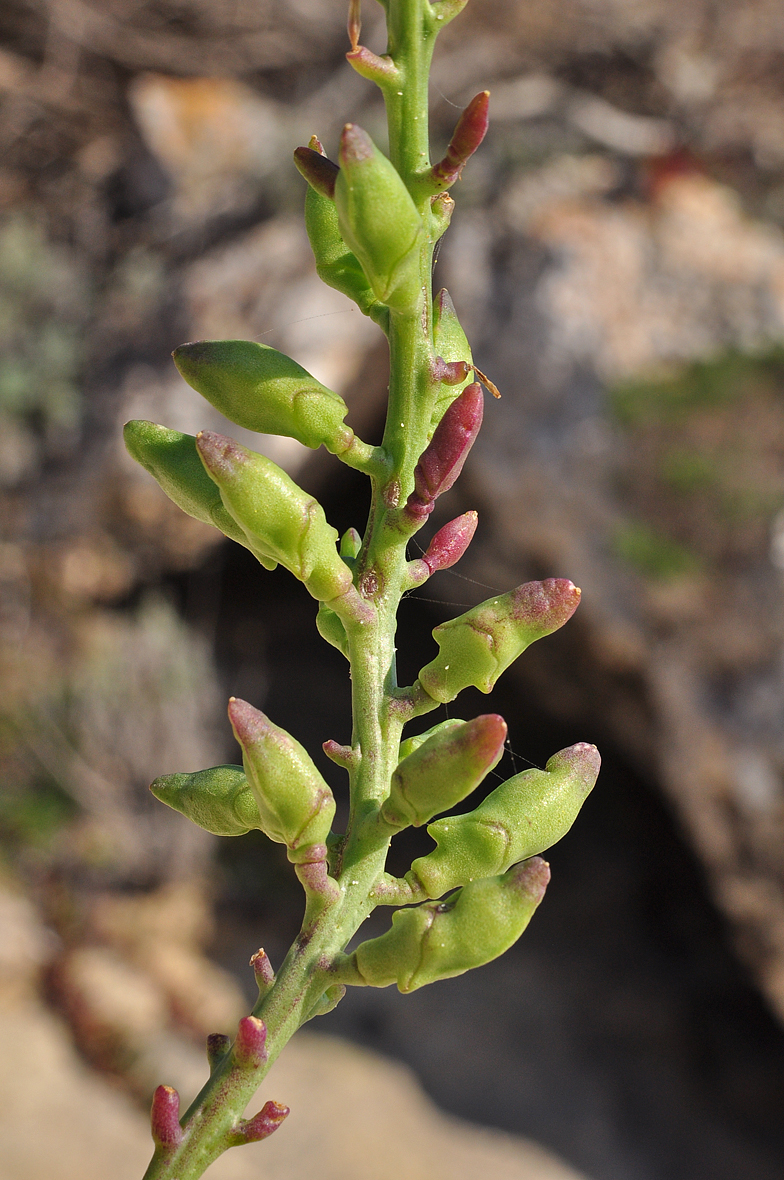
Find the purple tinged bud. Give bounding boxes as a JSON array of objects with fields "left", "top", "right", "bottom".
[
  {"left": 405, "top": 383, "right": 483, "bottom": 522},
  {"left": 431, "top": 91, "right": 490, "bottom": 189},
  {"left": 323, "top": 738, "right": 355, "bottom": 767},
  {"left": 234, "top": 1100, "right": 290, "bottom": 1144},
  {"left": 233, "top": 1015, "right": 268, "bottom": 1069},
  {"left": 423, "top": 511, "right": 478, "bottom": 573},
  {"left": 432, "top": 356, "right": 472, "bottom": 386},
  {"left": 206, "top": 1033, "right": 232, "bottom": 1072},
  {"left": 151, "top": 1085, "right": 183, "bottom": 1148},
  {"left": 340, "top": 526, "right": 362, "bottom": 561},
  {"left": 293, "top": 146, "right": 339, "bottom": 199},
  {"left": 250, "top": 948, "right": 275, "bottom": 989}
]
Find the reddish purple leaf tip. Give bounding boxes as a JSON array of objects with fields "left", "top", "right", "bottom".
[
  {"left": 422, "top": 511, "right": 478, "bottom": 573},
  {"left": 236, "top": 1100, "right": 290, "bottom": 1144},
  {"left": 233, "top": 1015, "right": 268, "bottom": 1068},
  {"left": 293, "top": 146, "right": 339, "bottom": 199},
  {"left": 151, "top": 1085, "right": 183, "bottom": 1148},
  {"left": 249, "top": 948, "right": 275, "bottom": 987},
  {"left": 405, "top": 384, "right": 484, "bottom": 522}
]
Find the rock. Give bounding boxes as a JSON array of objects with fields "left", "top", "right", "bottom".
[
  {"left": 0, "top": 878, "right": 588, "bottom": 1180},
  {"left": 436, "top": 150, "right": 784, "bottom": 1024}
]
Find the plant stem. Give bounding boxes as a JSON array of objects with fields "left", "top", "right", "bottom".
[{"left": 141, "top": 3, "right": 444, "bottom": 1176}]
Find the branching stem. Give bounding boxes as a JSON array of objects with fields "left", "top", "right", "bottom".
[{"left": 141, "top": 3, "right": 445, "bottom": 1177}]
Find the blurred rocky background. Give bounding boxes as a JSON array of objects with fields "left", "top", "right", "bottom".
[{"left": 1, "top": 1, "right": 784, "bottom": 1178}]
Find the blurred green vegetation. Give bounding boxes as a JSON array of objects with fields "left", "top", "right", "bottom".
[
  {"left": 0, "top": 213, "right": 89, "bottom": 485},
  {"left": 610, "top": 347, "right": 784, "bottom": 426},
  {"left": 612, "top": 520, "right": 701, "bottom": 580},
  {"left": 609, "top": 347, "right": 784, "bottom": 575}
]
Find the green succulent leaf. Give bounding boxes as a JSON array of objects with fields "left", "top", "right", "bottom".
[
  {"left": 335, "top": 124, "right": 423, "bottom": 312},
  {"left": 350, "top": 858, "right": 550, "bottom": 992},
  {"left": 196, "top": 431, "right": 354, "bottom": 602},
  {"left": 382, "top": 713, "right": 507, "bottom": 828},
  {"left": 304, "top": 185, "right": 387, "bottom": 325},
  {"left": 229, "top": 697, "right": 336, "bottom": 860},
  {"left": 123, "top": 420, "right": 262, "bottom": 556},
  {"left": 150, "top": 765, "right": 261, "bottom": 837},
  {"left": 407, "top": 742, "right": 601, "bottom": 898},
  {"left": 417, "top": 578, "right": 582, "bottom": 703},
  {"left": 173, "top": 339, "right": 356, "bottom": 454}
]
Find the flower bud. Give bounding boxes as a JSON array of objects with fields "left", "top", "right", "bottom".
[
  {"left": 232, "top": 1015, "right": 268, "bottom": 1069},
  {"left": 422, "top": 511, "right": 478, "bottom": 573},
  {"left": 196, "top": 431, "right": 353, "bottom": 602},
  {"left": 352, "top": 857, "right": 549, "bottom": 991},
  {"left": 250, "top": 948, "right": 275, "bottom": 998},
  {"left": 382, "top": 713, "right": 507, "bottom": 828},
  {"left": 404, "top": 384, "right": 483, "bottom": 523},
  {"left": 123, "top": 421, "right": 255, "bottom": 555},
  {"left": 293, "top": 146, "right": 339, "bottom": 199},
  {"left": 340, "top": 526, "right": 362, "bottom": 562},
  {"left": 231, "top": 1101, "right": 290, "bottom": 1145},
  {"left": 150, "top": 765, "right": 260, "bottom": 837},
  {"left": 335, "top": 124, "right": 423, "bottom": 311},
  {"left": 151, "top": 1085, "right": 183, "bottom": 1148},
  {"left": 173, "top": 339, "right": 355, "bottom": 455},
  {"left": 431, "top": 92, "right": 490, "bottom": 190},
  {"left": 418, "top": 578, "right": 582, "bottom": 703},
  {"left": 206, "top": 1033, "right": 232, "bottom": 1072},
  {"left": 408, "top": 743, "right": 600, "bottom": 898},
  {"left": 228, "top": 697, "right": 336, "bottom": 859}
]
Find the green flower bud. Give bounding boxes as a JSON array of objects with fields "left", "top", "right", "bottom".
[
  {"left": 335, "top": 124, "right": 423, "bottom": 312},
  {"left": 172, "top": 340, "right": 355, "bottom": 454},
  {"left": 397, "top": 718, "right": 463, "bottom": 762},
  {"left": 339, "top": 526, "right": 363, "bottom": 563},
  {"left": 352, "top": 858, "right": 550, "bottom": 992},
  {"left": 304, "top": 184, "right": 385, "bottom": 324},
  {"left": 150, "top": 765, "right": 260, "bottom": 837},
  {"left": 417, "top": 578, "right": 582, "bottom": 703},
  {"left": 407, "top": 743, "right": 600, "bottom": 898},
  {"left": 229, "top": 697, "right": 336, "bottom": 860},
  {"left": 122, "top": 421, "right": 265, "bottom": 558},
  {"left": 196, "top": 431, "right": 353, "bottom": 602},
  {"left": 382, "top": 714, "right": 507, "bottom": 828}
]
